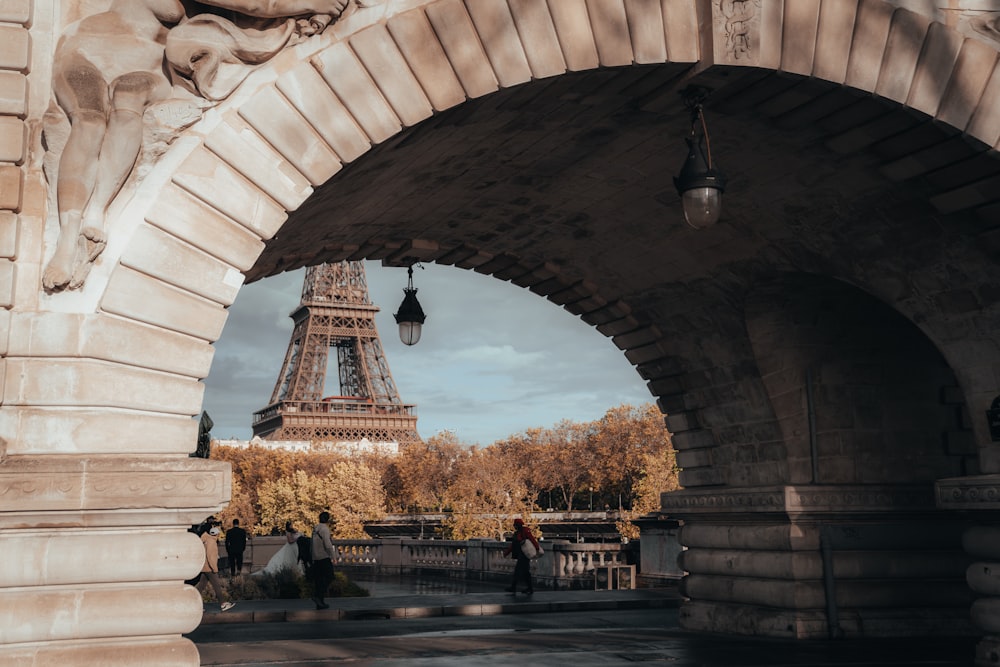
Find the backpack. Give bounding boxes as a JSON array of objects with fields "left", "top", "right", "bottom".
[{"left": 296, "top": 534, "right": 313, "bottom": 573}]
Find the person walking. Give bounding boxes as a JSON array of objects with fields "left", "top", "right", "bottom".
[
  {"left": 311, "top": 511, "right": 336, "bottom": 609},
  {"left": 503, "top": 518, "right": 541, "bottom": 595},
  {"left": 224, "top": 519, "right": 248, "bottom": 577},
  {"left": 197, "top": 523, "right": 235, "bottom": 611}
]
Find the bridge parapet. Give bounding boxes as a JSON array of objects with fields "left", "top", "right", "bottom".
[{"left": 247, "top": 536, "right": 642, "bottom": 590}]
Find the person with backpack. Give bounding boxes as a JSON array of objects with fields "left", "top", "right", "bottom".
[
  {"left": 503, "top": 518, "right": 541, "bottom": 595},
  {"left": 296, "top": 533, "right": 313, "bottom": 579}
]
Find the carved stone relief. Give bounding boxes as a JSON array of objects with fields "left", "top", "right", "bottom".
[
  {"left": 41, "top": 0, "right": 366, "bottom": 294},
  {"left": 714, "top": 0, "right": 761, "bottom": 64}
]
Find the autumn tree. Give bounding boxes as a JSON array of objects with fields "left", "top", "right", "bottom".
[
  {"left": 443, "top": 446, "right": 531, "bottom": 540},
  {"left": 396, "top": 431, "right": 465, "bottom": 512},
  {"left": 256, "top": 461, "right": 387, "bottom": 539},
  {"left": 585, "top": 403, "right": 673, "bottom": 511},
  {"left": 217, "top": 476, "right": 257, "bottom": 534},
  {"left": 528, "top": 420, "right": 593, "bottom": 511}
]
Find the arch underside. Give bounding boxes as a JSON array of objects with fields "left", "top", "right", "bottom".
[
  {"left": 5, "top": 1, "right": 1000, "bottom": 659},
  {"left": 249, "top": 63, "right": 1000, "bottom": 487}
]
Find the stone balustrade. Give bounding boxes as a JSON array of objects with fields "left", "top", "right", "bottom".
[{"left": 240, "top": 536, "right": 641, "bottom": 590}]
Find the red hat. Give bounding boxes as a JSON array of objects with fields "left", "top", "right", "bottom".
[{"left": 513, "top": 518, "right": 524, "bottom": 526}]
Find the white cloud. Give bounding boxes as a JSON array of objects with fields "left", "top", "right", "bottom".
[{"left": 202, "top": 261, "right": 653, "bottom": 445}]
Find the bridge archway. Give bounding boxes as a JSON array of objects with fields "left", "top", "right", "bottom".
[{"left": 3, "top": 0, "right": 1000, "bottom": 664}]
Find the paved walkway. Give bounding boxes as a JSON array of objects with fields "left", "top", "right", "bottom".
[{"left": 199, "top": 587, "right": 680, "bottom": 625}]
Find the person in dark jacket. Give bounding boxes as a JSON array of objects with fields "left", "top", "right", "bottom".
[
  {"left": 224, "top": 519, "right": 248, "bottom": 577},
  {"left": 503, "top": 518, "right": 541, "bottom": 595}
]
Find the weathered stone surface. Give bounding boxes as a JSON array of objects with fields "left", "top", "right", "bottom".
[{"left": 4, "top": 1, "right": 1000, "bottom": 662}]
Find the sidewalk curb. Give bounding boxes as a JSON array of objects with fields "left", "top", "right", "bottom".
[{"left": 201, "top": 591, "right": 681, "bottom": 625}]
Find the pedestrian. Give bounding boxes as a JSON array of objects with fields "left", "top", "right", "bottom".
[
  {"left": 197, "top": 521, "right": 236, "bottom": 611},
  {"left": 311, "top": 511, "right": 336, "bottom": 609},
  {"left": 224, "top": 519, "right": 248, "bottom": 577},
  {"left": 503, "top": 518, "right": 540, "bottom": 595}
]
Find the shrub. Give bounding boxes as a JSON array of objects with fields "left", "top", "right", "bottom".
[{"left": 195, "top": 568, "right": 371, "bottom": 601}]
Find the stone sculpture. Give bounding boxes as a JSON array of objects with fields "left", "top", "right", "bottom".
[{"left": 42, "top": 0, "right": 351, "bottom": 293}]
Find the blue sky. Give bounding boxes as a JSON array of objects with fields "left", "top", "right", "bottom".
[{"left": 202, "top": 261, "right": 654, "bottom": 446}]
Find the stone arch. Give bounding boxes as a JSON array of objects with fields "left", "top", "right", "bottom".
[
  {"left": 42, "top": 0, "right": 999, "bottom": 462},
  {"left": 4, "top": 0, "right": 1000, "bottom": 662},
  {"left": 745, "top": 272, "right": 971, "bottom": 487}
]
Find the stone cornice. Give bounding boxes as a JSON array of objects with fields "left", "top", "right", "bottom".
[
  {"left": 662, "top": 484, "right": 938, "bottom": 518},
  {"left": 936, "top": 475, "right": 1000, "bottom": 511},
  {"left": 0, "top": 456, "right": 231, "bottom": 516}
]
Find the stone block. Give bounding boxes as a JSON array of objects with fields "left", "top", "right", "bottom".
[
  {"left": 670, "top": 428, "right": 715, "bottom": 450},
  {"left": 425, "top": 0, "right": 499, "bottom": 97},
  {"left": 204, "top": 113, "right": 312, "bottom": 211},
  {"left": 0, "top": 582, "right": 201, "bottom": 643},
  {"left": 172, "top": 147, "right": 287, "bottom": 241},
  {"left": 101, "top": 266, "right": 228, "bottom": 342},
  {"left": 757, "top": 0, "right": 783, "bottom": 69},
  {"left": 0, "top": 116, "right": 25, "bottom": 162},
  {"left": 874, "top": 9, "right": 930, "bottom": 105},
  {"left": 0, "top": 209, "right": 17, "bottom": 256},
  {"left": 907, "top": 22, "right": 964, "bottom": 117},
  {"left": 546, "top": 0, "right": 599, "bottom": 71},
  {"left": 662, "top": 0, "right": 699, "bottom": 63},
  {"left": 508, "top": 0, "right": 567, "bottom": 76},
  {"left": 312, "top": 42, "right": 402, "bottom": 143},
  {"left": 676, "top": 447, "right": 712, "bottom": 469},
  {"left": 0, "top": 165, "right": 20, "bottom": 210},
  {"left": 464, "top": 0, "right": 532, "bottom": 87},
  {"left": 624, "top": 341, "right": 666, "bottom": 365},
  {"left": 780, "top": 0, "right": 820, "bottom": 77},
  {"left": 677, "top": 467, "right": 723, "bottom": 487},
  {"left": 597, "top": 315, "right": 641, "bottom": 338},
  {"left": 0, "top": 0, "right": 31, "bottom": 24},
  {"left": 120, "top": 224, "right": 243, "bottom": 307},
  {"left": 238, "top": 86, "right": 342, "bottom": 186},
  {"left": 0, "top": 70, "right": 26, "bottom": 116},
  {"left": 0, "top": 529, "right": 203, "bottom": 586},
  {"left": 623, "top": 0, "right": 666, "bottom": 65},
  {"left": 146, "top": 183, "right": 264, "bottom": 272},
  {"left": 349, "top": 24, "right": 434, "bottom": 127},
  {"left": 7, "top": 312, "right": 213, "bottom": 378},
  {"left": 0, "top": 258, "right": 14, "bottom": 307},
  {"left": 0, "top": 25, "right": 29, "bottom": 70},
  {"left": 845, "top": 0, "right": 895, "bottom": 93},
  {"left": 0, "top": 637, "right": 200, "bottom": 666},
  {"left": 967, "top": 58, "right": 1000, "bottom": 148},
  {"left": 666, "top": 410, "right": 699, "bottom": 433},
  {"left": 276, "top": 63, "right": 371, "bottom": 164},
  {"left": 387, "top": 10, "right": 467, "bottom": 111},
  {"left": 813, "top": 0, "right": 859, "bottom": 83},
  {"left": 586, "top": 0, "right": 633, "bottom": 67},
  {"left": 3, "top": 358, "right": 204, "bottom": 415},
  {"left": 1, "top": 407, "right": 199, "bottom": 455},
  {"left": 647, "top": 374, "right": 682, "bottom": 396}
]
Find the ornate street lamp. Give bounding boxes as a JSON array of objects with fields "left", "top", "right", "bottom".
[
  {"left": 674, "top": 85, "right": 727, "bottom": 229},
  {"left": 393, "top": 265, "right": 426, "bottom": 346}
]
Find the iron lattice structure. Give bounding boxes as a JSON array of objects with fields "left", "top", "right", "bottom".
[{"left": 252, "top": 261, "right": 420, "bottom": 445}]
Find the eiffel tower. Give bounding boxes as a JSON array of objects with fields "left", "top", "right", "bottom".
[{"left": 252, "top": 261, "right": 420, "bottom": 446}]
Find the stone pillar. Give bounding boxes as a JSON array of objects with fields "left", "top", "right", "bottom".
[
  {"left": 0, "top": 455, "right": 230, "bottom": 665},
  {"left": 633, "top": 514, "right": 683, "bottom": 583},
  {"left": 937, "top": 475, "right": 1000, "bottom": 666},
  {"left": 664, "top": 484, "right": 975, "bottom": 639}
]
